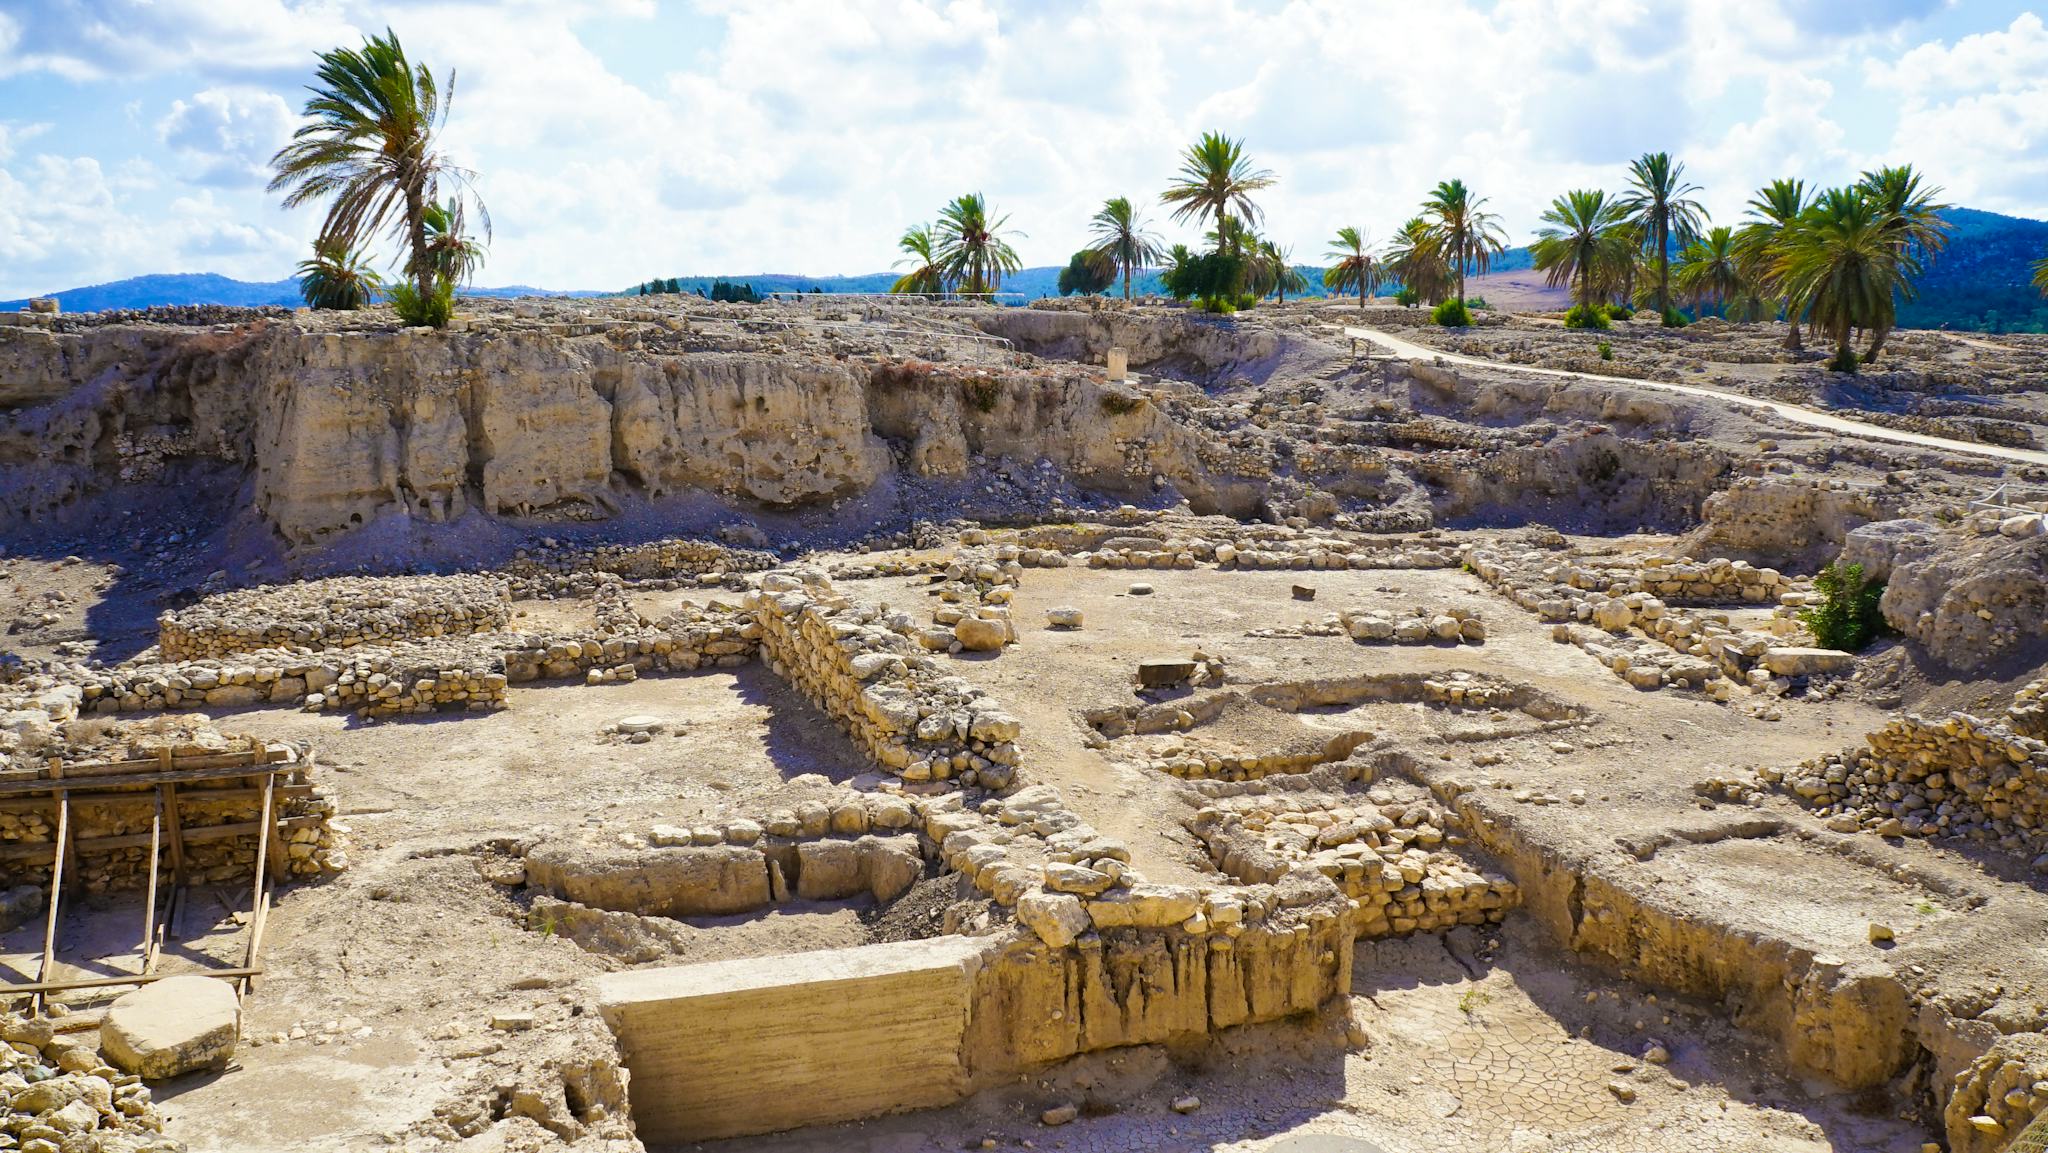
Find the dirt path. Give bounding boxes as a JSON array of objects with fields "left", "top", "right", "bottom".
[{"left": 1340, "top": 324, "right": 2048, "bottom": 467}]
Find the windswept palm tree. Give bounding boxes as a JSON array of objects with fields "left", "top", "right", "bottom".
[
  {"left": 1673, "top": 226, "right": 1748, "bottom": 317},
  {"left": 269, "top": 28, "right": 489, "bottom": 309},
  {"left": 1161, "top": 132, "right": 1276, "bottom": 255},
  {"left": 891, "top": 225, "right": 946, "bottom": 295},
  {"left": 2034, "top": 253, "right": 2048, "bottom": 299},
  {"left": 296, "top": 235, "right": 382, "bottom": 310},
  {"left": 1529, "top": 189, "right": 1629, "bottom": 311},
  {"left": 1385, "top": 216, "right": 1451, "bottom": 306},
  {"left": 1617, "top": 152, "right": 1708, "bottom": 318},
  {"left": 1856, "top": 164, "right": 1951, "bottom": 362},
  {"left": 934, "top": 193, "right": 1024, "bottom": 296},
  {"left": 1323, "top": 226, "right": 1381, "bottom": 307},
  {"left": 420, "top": 197, "right": 486, "bottom": 287},
  {"left": 1422, "top": 179, "right": 1507, "bottom": 306},
  {"left": 1086, "top": 196, "right": 1166, "bottom": 301},
  {"left": 1775, "top": 188, "right": 1904, "bottom": 371},
  {"left": 1735, "top": 178, "right": 1813, "bottom": 348}
]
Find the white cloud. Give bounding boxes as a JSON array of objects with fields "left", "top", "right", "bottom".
[
  {"left": 158, "top": 88, "right": 296, "bottom": 186},
  {"left": 1, "top": 0, "right": 2043, "bottom": 295}
]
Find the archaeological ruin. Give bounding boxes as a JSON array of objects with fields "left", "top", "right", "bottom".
[{"left": 4, "top": 293, "right": 2048, "bottom": 1153}]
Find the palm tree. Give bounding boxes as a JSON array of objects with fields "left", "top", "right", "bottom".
[
  {"left": 1086, "top": 197, "right": 1166, "bottom": 301},
  {"left": 1529, "top": 189, "right": 1629, "bottom": 311},
  {"left": 1385, "top": 216, "right": 1451, "bottom": 305},
  {"left": 2034, "top": 253, "right": 2048, "bottom": 299},
  {"left": 1775, "top": 188, "right": 1905, "bottom": 372},
  {"left": 1673, "top": 226, "right": 1747, "bottom": 317},
  {"left": 268, "top": 28, "right": 489, "bottom": 309},
  {"left": 1735, "top": 178, "right": 1813, "bottom": 349},
  {"left": 296, "top": 235, "right": 382, "bottom": 310},
  {"left": 1617, "top": 152, "right": 1708, "bottom": 318},
  {"left": 934, "top": 193, "right": 1024, "bottom": 296},
  {"left": 891, "top": 225, "right": 946, "bottom": 295},
  {"left": 1856, "top": 164, "right": 1951, "bottom": 363},
  {"left": 1422, "top": 179, "right": 1507, "bottom": 306},
  {"left": 1161, "top": 132, "right": 1276, "bottom": 255},
  {"left": 420, "top": 197, "right": 486, "bottom": 287},
  {"left": 1260, "top": 240, "right": 1308, "bottom": 302},
  {"left": 1323, "top": 226, "right": 1381, "bottom": 307}
]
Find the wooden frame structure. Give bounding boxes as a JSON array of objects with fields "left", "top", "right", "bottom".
[{"left": 0, "top": 742, "right": 308, "bottom": 1008}]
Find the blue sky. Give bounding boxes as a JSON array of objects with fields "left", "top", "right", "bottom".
[{"left": 1, "top": 0, "right": 2045, "bottom": 298}]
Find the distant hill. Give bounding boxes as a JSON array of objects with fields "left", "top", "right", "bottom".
[
  {"left": 11, "top": 207, "right": 2045, "bottom": 330},
  {"left": 0, "top": 273, "right": 606, "bottom": 313}
]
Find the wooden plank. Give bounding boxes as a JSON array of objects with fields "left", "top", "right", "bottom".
[
  {"left": 59, "top": 745, "right": 287, "bottom": 779},
  {"left": 239, "top": 775, "right": 276, "bottom": 1006},
  {"left": 0, "top": 966, "right": 261, "bottom": 998},
  {"left": 34, "top": 794, "right": 68, "bottom": 1015},
  {"left": 0, "top": 814, "right": 325, "bottom": 861},
  {"left": 0, "top": 784, "right": 315, "bottom": 813},
  {"left": 161, "top": 783, "right": 186, "bottom": 888},
  {"left": 0, "top": 762, "right": 292, "bottom": 797},
  {"left": 141, "top": 792, "right": 163, "bottom": 975}
]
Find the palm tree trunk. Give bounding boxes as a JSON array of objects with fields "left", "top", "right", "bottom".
[
  {"left": 1655, "top": 219, "right": 1669, "bottom": 315},
  {"left": 405, "top": 183, "right": 431, "bottom": 302},
  {"left": 1123, "top": 262, "right": 1132, "bottom": 301},
  {"left": 1865, "top": 324, "right": 1890, "bottom": 365}
]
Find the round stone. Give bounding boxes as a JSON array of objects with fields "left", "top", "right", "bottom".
[{"left": 616, "top": 715, "right": 665, "bottom": 734}]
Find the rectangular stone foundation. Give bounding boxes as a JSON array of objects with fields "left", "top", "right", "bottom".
[{"left": 595, "top": 935, "right": 988, "bottom": 1143}]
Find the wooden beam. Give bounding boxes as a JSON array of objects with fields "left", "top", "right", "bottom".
[
  {"left": 161, "top": 783, "right": 186, "bottom": 887},
  {"left": 0, "top": 784, "right": 315, "bottom": 813},
  {"left": 141, "top": 792, "right": 163, "bottom": 976},
  {"left": 238, "top": 775, "right": 276, "bottom": 1007},
  {"left": 34, "top": 793, "right": 68, "bottom": 1015},
  {"left": 0, "top": 762, "right": 292, "bottom": 797},
  {"left": 0, "top": 814, "right": 326, "bottom": 861},
  {"left": 0, "top": 966, "right": 261, "bottom": 998}
]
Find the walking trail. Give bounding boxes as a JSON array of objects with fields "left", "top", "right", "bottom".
[{"left": 1340, "top": 324, "right": 2048, "bottom": 468}]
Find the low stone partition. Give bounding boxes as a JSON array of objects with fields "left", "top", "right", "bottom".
[
  {"left": 504, "top": 536, "right": 774, "bottom": 597},
  {"left": 749, "top": 571, "right": 1021, "bottom": 787},
  {"left": 1463, "top": 543, "right": 1832, "bottom": 698},
  {"left": 158, "top": 574, "right": 511, "bottom": 660},
  {"left": 1761, "top": 697, "right": 2048, "bottom": 868},
  {"left": 1561, "top": 554, "right": 1793, "bottom": 604}
]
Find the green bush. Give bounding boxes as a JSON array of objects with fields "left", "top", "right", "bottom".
[
  {"left": 1799, "top": 561, "right": 1888, "bottom": 652},
  {"left": 1431, "top": 299, "right": 1473, "bottom": 327},
  {"left": 1597, "top": 341, "right": 1613, "bottom": 360},
  {"left": 1563, "top": 304, "right": 1611, "bottom": 330},
  {"left": 1828, "top": 346, "right": 1860, "bottom": 374},
  {"left": 389, "top": 280, "right": 455, "bottom": 329},
  {"left": 1464, "top": 296, "right": 1490, "bottom": 311},
  {"left": 1394, "top": 287, "right": 1420, "bottom": 307},
  {"left": 1660, "top": 306, "right": 1689, "bottom": 328},
  {"left": 1604, "top": 303, "right": 1634, "bottom": 320}
]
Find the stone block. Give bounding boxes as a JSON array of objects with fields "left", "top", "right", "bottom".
[{"left": 101, "top": 975, "right": 239, "bottom": 1080}]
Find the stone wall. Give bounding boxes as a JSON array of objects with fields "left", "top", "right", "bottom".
[{"left": 158, "top": 574, "right": 511, "bottom": 660}]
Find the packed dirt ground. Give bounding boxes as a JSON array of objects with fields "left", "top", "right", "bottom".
[{"left": 4, "top": 294, "right": 2048, "bottom": 1153}]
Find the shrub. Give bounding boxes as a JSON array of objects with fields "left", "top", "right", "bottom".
[
  {"left": 1604, "top": 303, "right": 1634, "bottom": 321},
  {"left": 389, "top": 280, "right": 455, "bottom": 329},
  {"left": 1828, "top": 346, "right": 1860, "bottom": 374},
  {"left": 963, "top": 376, "right": 1000, "bottom": 413},
  {"left": 1394, "top": 287, "right": 1420, "bottom": 307},
  {"left": 1563, "top": 303, "right": 1611, "bottom": 330},
  {"left": 1660, "top": 306, "right": 1688, "bottom": 328},
  {"left": 1799, "top": 561, "right": 1888, "bottom": 651},
  {"left": 1464, "top": 296, "right": 1490, "bottom": 311},
  {"left": 1597, "top": 341, "right": 1614, "bottom": 360},
  {"left": 1431, "top": 299, "right": 1473, "bottom": 327}
]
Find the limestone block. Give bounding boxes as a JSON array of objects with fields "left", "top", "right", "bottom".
[
  {"left": 1762, "top": 647, "right": 1854, "bottom": 677},
  {"left": 101, "top": 975, "right": 240, "bottom": 1079}
]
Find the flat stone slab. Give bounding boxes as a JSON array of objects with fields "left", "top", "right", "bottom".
[
  {"left": 596, "top": 935, "right": 988, "bottom": 1143},
  {"left": 1762, "top": 646, "right": 1854, "bottom": 677},
  {"left": 615, "top": 715, "right": 665, "bottom": 734},
  {"left": 101, "top": 975, "right": 239, "bottom": 1080},
  {"left": 1138, "top": 658, "right": 1197, "bottom": 687}
]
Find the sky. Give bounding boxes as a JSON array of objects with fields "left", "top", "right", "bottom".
[{"left": 2, "top": 0, "right": 2046, "bottom": 298}]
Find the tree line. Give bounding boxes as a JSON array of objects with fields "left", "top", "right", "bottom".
[{"left": 264, "top": 28, "right": 2048, "bottom": 350}]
